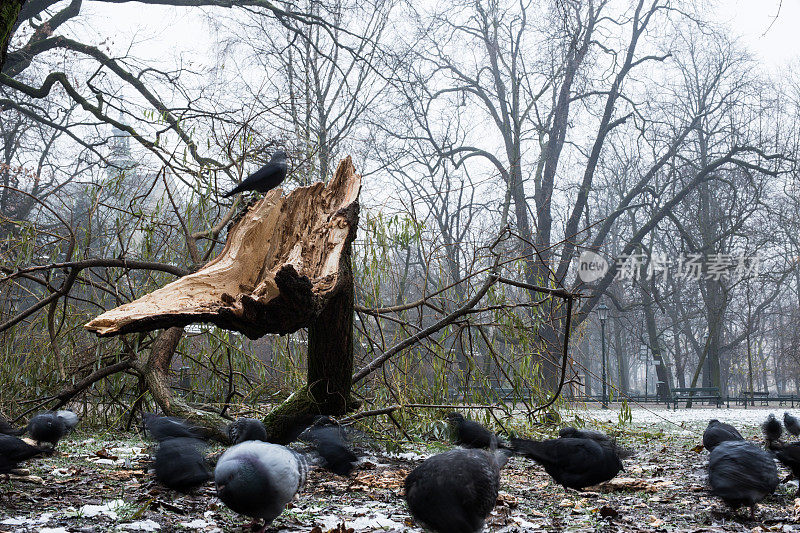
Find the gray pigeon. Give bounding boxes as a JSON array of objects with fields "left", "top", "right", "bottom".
[
  {"left": 154, "top": 437, "right": 211, "bottom": 492},
  {"left": 510, "top": 436, "right": 623, "bottom": 490},
  {"left": 142, "top": 412, "right": 204, "bottom": 442},
  {"left": 702, "top": 419, "right": 744, "bottom": 451},
  {"left": 223, "top": 150, "right": 288, "bottom": 198},
  {"left": 27, "top": 412, "right": 67, "bottom": 447},
  {"left": 558, "top": 426, "right": 635, "bottom": 458},
  {"left": 708, "top": 440, "right": 778, "bottom": 518},
  {"left": 785, "top": 412, "right": 800, "bottom": 437},
  {"left": 56, "top": 410, "right": 79, "bottom": 433},
  {"left": 228, "top": 418, "right": 268, "bottom": 444},
  {"left": 214, "top": 441, "right": 307, "bottom": 532},
  {"left": 762, "top": 414, "right": 783, "bottom": 444},
  {"left": 405, "top": 446, "right": 511, "bottom": 533}
]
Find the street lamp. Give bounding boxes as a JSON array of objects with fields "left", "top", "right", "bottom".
[{"left": 597, "top": 302, "right": 609, "bottom": 409}]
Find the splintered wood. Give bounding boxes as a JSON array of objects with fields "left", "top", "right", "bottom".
[{"left": 84, "top": 157, "right": 361, "bottom": 339}]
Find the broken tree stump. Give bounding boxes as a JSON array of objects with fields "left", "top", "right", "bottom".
[{"left": 85, "top": 157, "right": 362, "bottom": 443}]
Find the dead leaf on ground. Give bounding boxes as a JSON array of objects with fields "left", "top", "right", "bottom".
[
  {"left": 95, "top": 448, "right": 119, "bottom": 461},
  {"left": 594, "top": 477, "right": 674, "bottom": 493}
]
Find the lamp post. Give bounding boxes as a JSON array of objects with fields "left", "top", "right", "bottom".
[{"left": 598, "top": 302, "right": 609, "bottom": 409}]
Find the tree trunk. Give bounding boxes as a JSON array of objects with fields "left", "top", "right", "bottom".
[
  {"left": 86, "top": 157, "right": 362, "bottom": 444},
  {"left": 0, "top": 0, "right": 23, "bottom": 70}
]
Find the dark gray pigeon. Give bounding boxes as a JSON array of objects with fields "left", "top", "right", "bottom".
[
  {"left": 785, "top": 412, "right": 800, "bottom": 437},
  {"left": 708, "top": 440, "right": 778, "bottom": 518},
  {"left": 446, "top": 412, "right": 504, "bottom": 449},
  {"left": 762, "top": 414, "right": 783, "bottom": 444},
  {"left": 223, "top": 150, "right": 288, "bottom": 198},
  {"left": 27, "top": 412, "right": 67, "bottom": 447},
  {"left": 154, "top": 437, "right": 212, "bottom": 492},
  {"left": 56, "top": 410, "right": 79, "bottom": 433},
  {"left": 0, "top": 415, "right": 24, "bottom": 436},
  {"left": 558, "top": 426, "right": 635, "bottom": 458},
  {"left": 0, "top": 434, "right": 50, "bottom": 474},
  {"left": 510, "top": 436, "right": 623, "bottom": 490},
  {"left": 228, "top": 418, "right": 268, "bottom": 444},
  {"left": 404, "top": 446, "right": 511, "bottom": 533},
  {"left": 702, "top": 419, "right": 744, "bottom": 451},
  {"left": 143, "top": 412, "right": 204, "bottom": 442},
  {"left": 214, "top": 441, "right": 308, "bottom": 532},
  {"left": 302, "top": 416, "right": 359, "bottom": 476}
]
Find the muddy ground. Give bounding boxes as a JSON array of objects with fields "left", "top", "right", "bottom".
[{"left": 2, "top": 406, "right": 800, "bottom": 532}]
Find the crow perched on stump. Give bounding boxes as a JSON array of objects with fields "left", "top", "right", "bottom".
[{"left": 223, "top": 150, "right": 288, "bottom": 198}]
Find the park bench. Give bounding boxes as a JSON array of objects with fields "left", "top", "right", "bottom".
[
  {"left": 738, "top": 390, "right": 770, "bottom": 406},
  {"left": 774, "top": 394, "right": 797, "bottom": 407},
  {"left": 672, "top": 387, "right": 722, "bottom": 409}
]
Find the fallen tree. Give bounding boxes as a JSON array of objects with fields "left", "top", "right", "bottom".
[{"left": 85, "top": 156, "right": 361, "bottom": 443}]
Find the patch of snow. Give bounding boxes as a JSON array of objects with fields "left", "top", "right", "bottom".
[
  {"left": 179, "top": 519, "right": 211, "bottom": 528},
  {"left": 118, "top": 520, "right": 161, "bottom": 531},
  {"left": 77, "top": 499, "right": 126, "bottom": 519},
  {"left": 39, "top": 528, "right": 69, "bottom": 533},
  {"left": 1, "top": 512, "right": 53, "bottom": 526},
  {"left": 316, "top": 512, "right": 407, "bottom": 531}
]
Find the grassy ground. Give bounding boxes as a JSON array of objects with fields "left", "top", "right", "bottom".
[{"left": 1, "top": 405, "right": 800, "bottom": 532}]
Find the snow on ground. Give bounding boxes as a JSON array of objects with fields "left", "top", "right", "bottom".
[{"left": 2, "top": 407, "right": 800, "bottom": 532}]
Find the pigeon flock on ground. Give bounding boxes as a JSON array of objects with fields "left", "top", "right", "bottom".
[{"left": 3, "top": 408, "right": 800, "bottom": 532}]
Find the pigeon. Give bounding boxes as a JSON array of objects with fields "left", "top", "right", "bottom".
[
  {"left": 27, "top": 412, "right": 67, "bottom": 447},
  {"left": 143, "top": 412, "right": 204, "bottom": 442},
  {"left": 154, "top": 437, "right": 212, "bottom": 492},
  {"left": 228, "top": 418, "right": 268, "bottom": 444},
  {"left": 558, "top": 426, "right": 636, "bottom": 458},
  {"left": 0, "top": 415, "right": 24, "bottom": 436},
  {"left": 302, "top": 416, "right": 358, "bottom": 476},
  {"left": 0, "top": 434, "right": 50, "bottom": 474},
  {"left": 446, "top": 412, "right": 503, "bottom": 449},
  {"left": 708, "top": 440, "right": 778, "bottom": 518},
  {"left": 762, "top": 414, "right": 783, "bottom": 444},
  {"left": 223, "top": 150, "right": 288, "bottom": 198},
  {"left": 405, "top": 446, "right": 511, "bottom": 533},
  {"left": 56, "top": 410, "right": 79, "bottom": 433},
  {"left": 785, "top": 412, "right": 800, "bottom": 437},
  {"left": 771, "top": 442, "right": 800, "bottom": 495},
  {"left": 510, "top": 436, "right": 623, "bottom": 490},
  {"left": 702, "top": 419, "right": 744, "bottom": 451},
  {"left": 215, "top": 441, "right": 308, "bottom": 532}
]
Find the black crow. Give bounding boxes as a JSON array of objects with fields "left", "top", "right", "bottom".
[
  {"left": 27, "top": 412, "right": 67, "bottom": 447},
  {"left": 445, "top": 412, "right": 502, "bottom": 449},
  {"left": 510, "top": 436, "right": 623, "bottom": 490},
  {"left": 228, "top": 418, "right": 268, "bottom": 444},
  {"left": 708, "top": 440, "right": 778, "bottom": 518},
  {"left": 702, "top": 419, "right": 744, "bottom": 451},
  {"left": 0, "top": 415, "right": 24, "bottom": 436},
  {"left": 214, "top": 441, "right": 307, "bottom": 533},
  {"left": 405, "top": 447, "right": 511, "bottom": 533},
  {"left": 558, "top": 426, "right": 635, "bottom": 458},
  {"left": 142, "top": 412, "right": 204, "bottom": 442},
  {"left": 785, "top": 412, "right": 800, "bottom": 437},
  {"left": 302, "top": 416, "right": 358, "bottom": 476},
  {"left": 223, "top": 150, "right": 288, "bottom": 198},
  {"left": 154, "top": 437, "right": 212, "bottom": 492},
  {"left": 0, "top": 434, "right": 50, "bottom": 474},
  {"left": 762, "top": 414, "right": 783, "bottom": 444}
]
